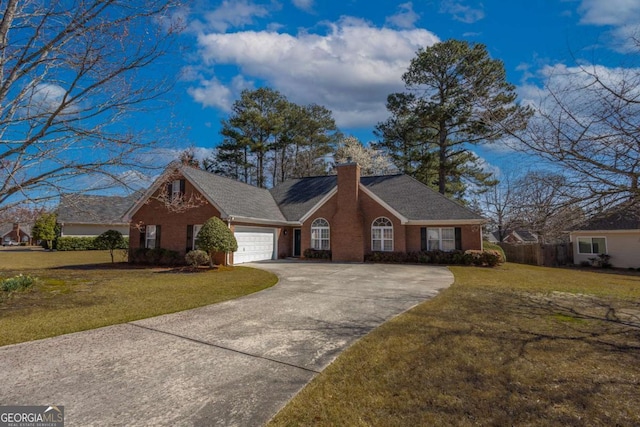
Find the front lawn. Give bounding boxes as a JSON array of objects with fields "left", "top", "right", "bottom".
[
  {"left": 0, "top": 249, "right": 277, "bottom": 346},
  {"left": 269, "top": 263, "right": 640, "bottom": 426}
]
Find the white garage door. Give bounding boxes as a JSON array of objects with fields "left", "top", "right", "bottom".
[{"left": 233, "top": 227, "right": 276, "bottom": 264}]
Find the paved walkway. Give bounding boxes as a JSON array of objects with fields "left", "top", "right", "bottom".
[{"left": 0, "top": 261, "right": 453, "bottom": 426}]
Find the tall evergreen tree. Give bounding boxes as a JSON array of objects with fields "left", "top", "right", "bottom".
[
  {"left": 375, "top": 39, "right": 531, "bottom": 200},
  {"left": 216, "top": 88, "right": 286, "bottom": 188},
  {"left": 210, "top": 88, "right": 340, "bottom": 187}
]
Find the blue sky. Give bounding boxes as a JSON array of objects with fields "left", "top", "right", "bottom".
[{"left": 150, "top": 0, "right": 639, "bottom": 177}]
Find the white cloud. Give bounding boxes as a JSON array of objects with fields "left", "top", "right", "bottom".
[
  {"left": 439, "top": 0, "right": 485, "bottom": 24},
  {"left": 187, "top": 77, "right": 234, "bottom": 110},
  {"left": 191, "top": 17, "right": 439, "bottom": 127},
  {"left": 385, "top": 2, "right": 420, "bottom": 29},
  {"left": 292, "top": 0, "right": 314, "bottom": 13},
  {"left": 578, "top": 0, "right": 640, "bottom": 26},
  {"left": 577, "top": 0, "right": 640, "bottom": 51},
  {"left": 192, "top": 0, "right": 272, "bottom": 33}
]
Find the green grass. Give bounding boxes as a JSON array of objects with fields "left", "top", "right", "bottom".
[
  {"left": 269, "top": 263, "right": 640, "bottom": 427},
  {"left": 0, "top": 249, "right": 277, "bottom": 346}
]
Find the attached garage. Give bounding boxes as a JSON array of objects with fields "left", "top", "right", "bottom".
[{"left": 233, "top": 226, "right": 277, "bottom": 264}]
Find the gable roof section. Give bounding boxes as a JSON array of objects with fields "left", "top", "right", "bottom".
[
  {"left": 0, "top": 223, "right": 14, "bottom": 237},
  {"left": 360, "top": 175, "right": 485, "bottom": 223},
  {"left": 574, "top": 204, "right": 640, "bottom": 231},
  {"left": 269, "top": 175, "right": 338, "bottom": 221},
  {"left": 182, "top": 167, "right": 288, "bottom": 223},
  {"left": 57, "top": 194, "right": 137, "bottom": 224}
]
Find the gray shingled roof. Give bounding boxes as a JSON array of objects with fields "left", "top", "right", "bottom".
[
  {"left": 575, "top": 204, "right": 640, "bottom": 231},
  {"left": 361, "top": 174, "right": 484, "bottom": 221},
  {"left": 269, "top": 175, "right": 337, "bottom": 221},
  {"left": 268, "top": 173, "right": 484, "bottom": 222},
  {"left": 57, "top": 194, "right": 137, "bottom": 224},
  {"left": 182, "top": 167, "right": 287, "bottom": 222}
]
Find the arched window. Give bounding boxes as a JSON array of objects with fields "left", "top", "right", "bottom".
[
  {"left": 372, "top": 217, "right": 393, "bottom": 251},
  {"left": 311, "top": 218, "right": 330, "bottom": 250}
]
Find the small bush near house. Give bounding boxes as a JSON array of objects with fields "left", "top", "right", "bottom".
[
  {"left": 588, "top": 253, "right": 613, "bottom": 268},
  {"left": 1, "top": 274, "right": 37, "bottom": 292},
  {"left": 303, "top": 249, "right": 332, "bottom": 260},
  {"left": 185, "top": 250, "right": 211, "bottom": 267}
]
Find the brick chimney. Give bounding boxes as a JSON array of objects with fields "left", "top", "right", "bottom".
[{"left": 332, "top": 162, "right": 364, "bottom": 262}]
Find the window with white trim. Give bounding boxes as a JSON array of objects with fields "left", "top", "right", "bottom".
[
  {"left": 577, "top": 237, "right": 606, "bottom": 254},
  {"left": 145, "top": 225, "right": 157, "bottom": 249},
  {"left": 372, "top": 217, "right": 393, "bottom": 251},
  {"left": 193, "top": 224, "right": 203, "bottom": 250},
  {"left": 427, "top": 227, "right": 456, "bottom": 251},
  {"left": 311, "top": 218, "right": 330, "bottom": 250},
  {"left": 171, "top": 180, "right": 182, "bottom": 201}
]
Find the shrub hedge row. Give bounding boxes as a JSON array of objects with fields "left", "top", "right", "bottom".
[
  {"left": 364, "top": 249, "right": 504, "bottom": 267},
  {"left": 303, "top": 249, "right": 332, "bottom": 260},
  {"left": 129, "top": 248, "right": 182, "bottom": 266},
  {"left": 55, "top": 236, "right": 129, "bottom": 251}
]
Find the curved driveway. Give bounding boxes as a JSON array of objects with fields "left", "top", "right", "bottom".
[{"left": 0, "top": 261, "right": 452, "bottom": 426}]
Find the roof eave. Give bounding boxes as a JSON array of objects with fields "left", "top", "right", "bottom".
[
  {"left": 405, "top": 219, "right": 487, "bottom": 226},
  {"left": 225, "top": 215, "right": 299, "bottom": 227},
  {"left": 570, "top": 229, "right": 640, "bottom": 234}
]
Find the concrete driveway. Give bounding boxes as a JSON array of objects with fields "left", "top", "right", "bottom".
[{"left": 0, "top": 261, "right": 452, "bottom": 426}]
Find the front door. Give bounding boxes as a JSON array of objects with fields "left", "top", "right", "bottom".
[{"left": 293, "top": 228, "right": 301, "bottom": 257}]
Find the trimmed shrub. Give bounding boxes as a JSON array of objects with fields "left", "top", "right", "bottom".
[
  {"left": 94, "top": 230, "right": 126, "bottom": 263},
  {"left": 464, "top": 250, "right": 503, "bottom": 267},
  {"left": 197, "top": 217, "right": 238, "bottom": 267},
  {"left": 304, "top": 249, "right": 332, "bottom": 260},
  {"left": 185, "top": 250, "right": 211, "bottom": 267},
  {"left": 1, "top": 274, "right": 37, "bottom": 292},
  {"left": 483, "top": 241, "right": 506, "bottom": 262}
]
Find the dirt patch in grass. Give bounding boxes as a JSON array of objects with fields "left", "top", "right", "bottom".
[
  {"left": 269, "top": 263, "right": 640, "bottom": 427},
  {"left": 0, "top": 250, "right": 278, "bottom": 346}
]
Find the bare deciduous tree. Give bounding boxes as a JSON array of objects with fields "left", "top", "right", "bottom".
[
  {"left": 481, "top": 173, "right": 516, "bottom": 242},
  {"left": 509, "top": 172, "right": 583, "bottom": 243},
  {"left": 511, "top": 49, "right": 640, "bottom": 210},
  {"left": 0, "top": 0, "right": 181, "bottom": 214}
]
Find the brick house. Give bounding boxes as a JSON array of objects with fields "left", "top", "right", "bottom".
[
  {"left": 125, "top": 163, "right": 486, "bottom": 264},
  {"left": 1, "top": 223, "right": 32, "bottom": 245}
]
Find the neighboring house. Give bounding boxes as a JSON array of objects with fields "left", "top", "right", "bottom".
[
  {"left": 487, "top": 229, "right": 539, "bottom": 244},
  {"left": 126, "top": 163, "right": 486, "bottom": 265},
  {"left": 570, "top": 204, "right": 640, "bottom": 269},
  {"left": 1, "top": 223, "right": 32, "bottom": 245},
  {"left": 57, "top": 194, "right": 137, "bottom": 237}
]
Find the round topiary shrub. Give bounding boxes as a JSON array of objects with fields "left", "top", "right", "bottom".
[{"left": 185, "top": 250, "right": 211, "bottom": 267}]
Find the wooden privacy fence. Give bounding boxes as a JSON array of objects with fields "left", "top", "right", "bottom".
[{"left": 497, "top": 243, "right": 573, "bottom": 267}]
